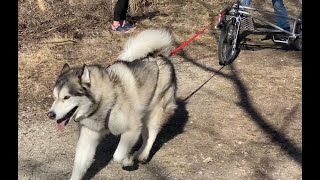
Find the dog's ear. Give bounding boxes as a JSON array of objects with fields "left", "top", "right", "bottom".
[
  {"left": 60, "top": 63, "right": 70, "bottom": 75},
  {"left": 79, "top": 64, "right": 90, "bottom": 84}
]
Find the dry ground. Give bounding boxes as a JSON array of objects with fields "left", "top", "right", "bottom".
[{"left": 18, "top": 0, "right": 302, "bottom": 179}]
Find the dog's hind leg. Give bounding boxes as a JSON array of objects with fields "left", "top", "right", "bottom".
[
  {"left": 70, "top": 126, "right": 103, "bottom": 180},
  {"left": 134, "top": 88, "right": 177, "bottom": 162},
  {"left": 134, "top": 120, "right": 160, "bottom": 162},
  {"left": 113, "top": 128, "right": 141, "bottom": 167},
  {"left": 134, "top": 107, "right": 171, "bottom": 162},
  {"left": 132, "top": 123, "right": 149, "bottom": 161}
]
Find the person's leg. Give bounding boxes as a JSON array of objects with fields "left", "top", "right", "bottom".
[
  {"left": 113, "top": 0, "right": 129, "bottom": 27},
  {"left": 272, "top": 0, "right": 290, "bottom": 31},
  {"left": 240, "top": 0, "right": 252, "bottom": 6},
  {"left": 112, "top": 0, "right": 135, "bottom": 31}
]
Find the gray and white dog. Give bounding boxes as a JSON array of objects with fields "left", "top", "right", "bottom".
[{"left": 47, "top": 29, "right": 177, "bottom": 180}]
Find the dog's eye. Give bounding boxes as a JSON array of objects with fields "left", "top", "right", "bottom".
[{"left": 64, "top": 96, "right": 71, "bottom": 100}]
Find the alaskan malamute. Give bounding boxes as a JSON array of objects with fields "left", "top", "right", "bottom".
[{"left": 47, "top": 29, "right": 177, "bottom": 180}]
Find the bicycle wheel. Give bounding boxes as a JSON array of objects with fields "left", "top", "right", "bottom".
[
  {"left": 293, "top": 12, "right": 302, "bottom": 51},
  {"left": 218, "top": 18, "right": 241, "bottom": 65}
]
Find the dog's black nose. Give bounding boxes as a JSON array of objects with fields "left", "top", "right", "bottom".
[{"left": 47, "top": 111, "right": 56, "bottom": 119}]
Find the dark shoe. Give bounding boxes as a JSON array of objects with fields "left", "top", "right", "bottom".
[
  {"left": 111, "top": 24, "right": 127, "bottom": 32},
  {"left": 111, "top": 21, "right": 136, "bottom": 32},
  {"left": 121, "top": 22, "right": 136, "bottom": 32},
  {"left": 273, "top": 33, "right": 289, "bottom": 41}
]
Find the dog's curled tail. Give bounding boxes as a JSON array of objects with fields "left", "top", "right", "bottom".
[{"left": 117, "top": 28, "right": 172, "bottom": 61}]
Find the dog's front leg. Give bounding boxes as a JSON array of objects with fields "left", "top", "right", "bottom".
[
  {"left": 70, "top": 126, "right": 103, "bottom": 180},
  {"left": 113, "top": 128, "right": 141, "bottom": 167}
]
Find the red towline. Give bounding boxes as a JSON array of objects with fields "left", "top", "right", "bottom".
[{"left": 170, "top": 11, "right": 225, "bottom": 55}]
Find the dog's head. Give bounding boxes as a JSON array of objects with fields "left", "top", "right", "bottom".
[{"left": 47, "top": 63, "right": 95, "bottom": 130}]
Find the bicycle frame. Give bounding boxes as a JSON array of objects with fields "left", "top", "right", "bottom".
[
  {"left": 217, "top": 1, "right": 302, "bottom": 65},
  {"left": 227, "top": 2, "right": 302, "bottom": 43}
]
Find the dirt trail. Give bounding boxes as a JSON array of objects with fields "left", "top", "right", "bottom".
[
  {"left": 18, "top": 45, "right": 302, "bottom": 180},
  {"left": 18, "top": 0, "right": 302, "bottom": 179}
]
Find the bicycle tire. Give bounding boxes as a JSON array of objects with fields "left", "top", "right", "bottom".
[
  {"left": 293, "top": 12, "right": 302, "bottom": 51},
  {"left": 218, "top": 18, "right": 241, "bottom": 66}
]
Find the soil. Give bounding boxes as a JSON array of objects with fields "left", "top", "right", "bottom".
[{"left": 18, "top": 0, "right": 302, "bottom": 179}]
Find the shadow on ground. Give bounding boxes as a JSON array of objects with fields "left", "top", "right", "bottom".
[
  {"left": 171, "top": 37, "right": 302, "bottom": 166},
  {"left": 82, "top": 98, "right": 189, "bottom": 179}
]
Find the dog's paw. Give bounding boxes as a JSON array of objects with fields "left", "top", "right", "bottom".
[
  {"left": 113, "top": 155, "right": 124, "bottom": 164},
  {"left": 133, "top": 151, "right": 148, "bottom": 163},
  {"left": 122, "top": 156, "right": 134, "bottom": 167}
]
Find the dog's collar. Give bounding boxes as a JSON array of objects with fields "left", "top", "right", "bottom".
[{"left": 73, "top": 107, "right": 112, "bottom": 129}]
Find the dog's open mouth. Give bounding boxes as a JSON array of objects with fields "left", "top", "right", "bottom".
[{"left": 57, "top": 106, "right": 78, "bottom": 130}]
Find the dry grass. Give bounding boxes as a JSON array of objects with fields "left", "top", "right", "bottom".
[
  {"left": 33, "top": 0, "right": 161, "bottom": 14},
  {"left": 18, "top": 44, "right": 58, "bottom": 107}
]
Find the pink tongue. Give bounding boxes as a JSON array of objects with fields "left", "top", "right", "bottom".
[{"left": 57, "top": 120, "right": 67, "bottom": 130}]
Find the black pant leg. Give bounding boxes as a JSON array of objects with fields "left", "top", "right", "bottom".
[{"left": 113, "top": 0, "right": 129, "bottom": 21}]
